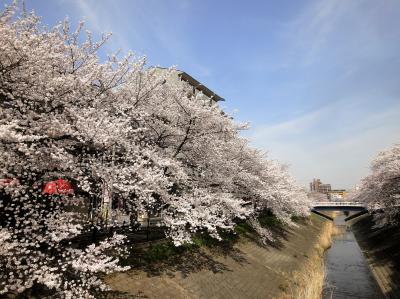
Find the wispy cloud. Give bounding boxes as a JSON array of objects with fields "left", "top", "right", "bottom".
[
  {"left": 65, "top": 0, "right": 212, "bottom": 76},
  {"left": 249, "top": 99, "right": 400, "bottom": 189},
  {"left": 68, "top": 0, "right": 132, "bottom": 53}
]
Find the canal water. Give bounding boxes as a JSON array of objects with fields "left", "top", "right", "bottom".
[{"left": 322, "top": 212, "right": 383, "bottom": 299}]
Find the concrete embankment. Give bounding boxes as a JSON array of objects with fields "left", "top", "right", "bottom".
[
  {"left": 350, "top": 214, "right": 400, "bottom": 299},
  {"left": 105, "top": 214, "right": 333, "bottom": 299}
]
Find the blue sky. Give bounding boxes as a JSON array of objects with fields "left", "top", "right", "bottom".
[{"left": 5, "top": 0, "right": 400, "bottom": 189}]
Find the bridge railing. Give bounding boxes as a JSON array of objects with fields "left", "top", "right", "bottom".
[{"left": 312, "top": 201, "right": 366, "bottom": 207}]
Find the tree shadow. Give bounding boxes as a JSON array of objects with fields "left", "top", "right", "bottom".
[
  {"left": 255, "top": 216, "right": 299, "bottom": 251},
  {"left": 264, "top": 225, "right": 291, "bottom": 250},
  {"left": 142, "top": 248, "right": 235, "bottom": 278},
  {"left": 123, "top": 216, "right": 301, "bottom": 280},
  {"left": 352, "top": 215, "right": 400, "bottom": 298},
  {"left": 128, "top": 234, "right": 252, "bottom": 279},
  {"left": 97, "top": 290, "right": 148, "bottom": 299}
]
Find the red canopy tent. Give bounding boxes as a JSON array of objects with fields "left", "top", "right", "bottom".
[{"left": 42, "top": 178, "right": 74, "bottom": 195}]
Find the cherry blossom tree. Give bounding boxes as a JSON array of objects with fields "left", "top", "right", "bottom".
[
  {"left": 131, "top": 73, "right": 311, "bottom": 244},
  {"left": 0, "top": 3, "right": 310, "bottom": 297},
  {"left": 0, "top": 4, "right": 165, "bottom": 297},
  {"left": 307, "top": 191, "right": 328, "bottom": 202},
  {"left": 351, "top": 143, "right": 400, "bottom": 226}
]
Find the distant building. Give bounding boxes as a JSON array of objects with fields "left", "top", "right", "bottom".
[
  {"left": 309, "top": 178, "right": 331, "bottom": 194},
  {"left": 154, "top": 67, "right": 224, "bottom": 104},
  {"left": 309, "top": 178, "right": 320, "bottom": 192},
  {"left": 328, "top": 189, "right": 348, "bottom": 201},
  {"left": 319, "top": 184, "right": 332, "bottom": 194}
]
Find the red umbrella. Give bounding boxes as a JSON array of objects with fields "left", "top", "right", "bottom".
[{"left": 43, "top": 178, "right": 74, "bottom": 195}]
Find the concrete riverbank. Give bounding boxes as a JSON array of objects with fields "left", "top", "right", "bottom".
[
  {"left": 105, "top": 214, "right": 333, "bottom": 299},
  {"left": 350, "top": 214, "right": 400, "bottom": 299}
]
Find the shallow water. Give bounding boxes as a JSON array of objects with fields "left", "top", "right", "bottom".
[{"left": 322, "top": 213, "right": 383, "bottom": 299}]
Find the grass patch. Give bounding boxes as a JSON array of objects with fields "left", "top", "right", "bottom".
[
  {"left": 291, "top": 215, "right": 308, "bottom": 225},
  {"left": 121, "top": 241, "right": 195, "bottom": 267},
  {"left": 144, "top": 242, "right": 182, "bottom": 263},
  {"left": 121, "top": 211, "right": 291, "bottom": 267},
  {"left": 121, "top": 224, "right": 252, "bottom": 267},
  {"left": 234, "top": 221, "right": 254, "bottom": 235},
  {"left": 258, "top": 212, "right": 283, "bottom": 229},
  {"left": 192, "top": 229, "right": 240, "bottom": 248}
]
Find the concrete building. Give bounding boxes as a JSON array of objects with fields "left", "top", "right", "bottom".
[
  {"left": 309, "top": 178, "right": 332, "bottom": 194},
  {"left": 309, "top": 179, "right": 347, "bottom": 201},
  {"left": 318, "top": 184, "right": 332, "bottom": 194},
  {"left": 309, "top": 178, "right": 321, "bottom": 192},
  {"left": 153, "top": 67, "right": 225, "bottom": 104},
  {"left": 328, "top": 189, "right": 348, "bottom": 200}
]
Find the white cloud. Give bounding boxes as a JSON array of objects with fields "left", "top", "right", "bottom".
[
  {"left": 66, "top": 0, "right": 211, "bottom": 76},
  {"left": 248, "top": 101, "right": 400, "bottom": 189}
]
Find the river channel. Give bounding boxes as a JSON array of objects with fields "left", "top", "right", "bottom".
[{"left": 322, "top": 212, "right": 383, "bottom": 299}]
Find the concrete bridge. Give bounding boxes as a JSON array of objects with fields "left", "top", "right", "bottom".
[
  {"left": 312, "top": 201, "right": 367, "bottom": 211},
  {"left": 311, "top": 201, "right": 368, "bottom": 221}
]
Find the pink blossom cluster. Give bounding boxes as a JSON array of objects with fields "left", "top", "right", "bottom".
[{"left": 350, "top": 143, "right": 400, "bottom": 226}]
